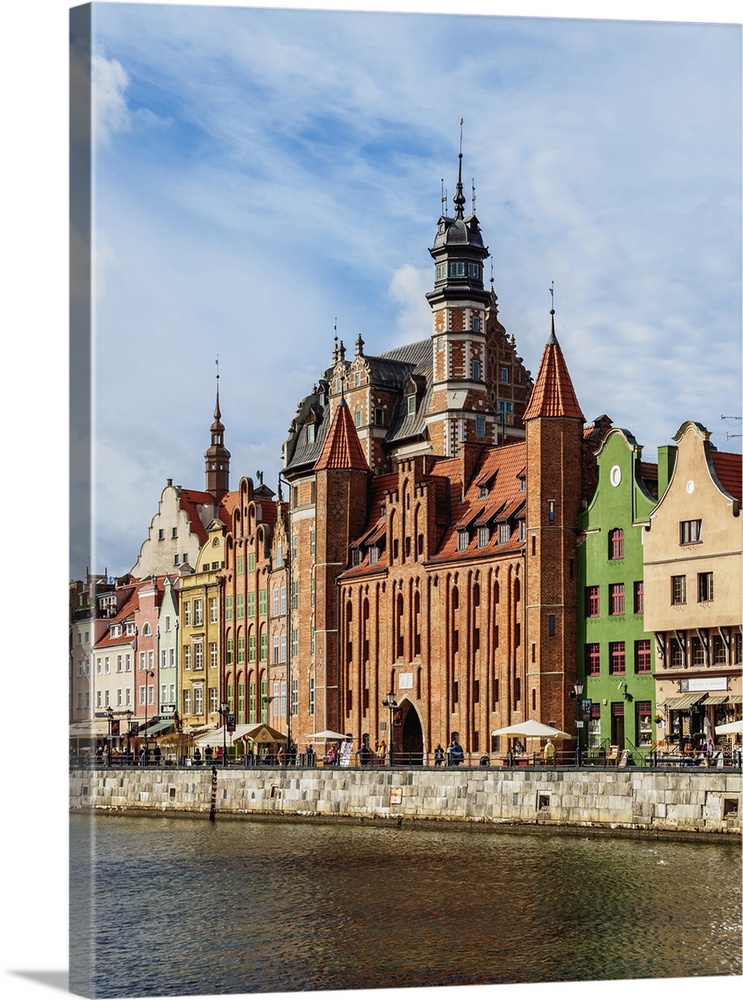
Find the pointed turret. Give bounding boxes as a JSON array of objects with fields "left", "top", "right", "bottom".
[
  {"left": 523, "top": 310, "right": 584, "bottom": 422},
  {"left": 204, "top": 374, "right": 231, "bottom": 502},
  {"left": 313, "top": 399, "right": 370, "bottom": 473}
]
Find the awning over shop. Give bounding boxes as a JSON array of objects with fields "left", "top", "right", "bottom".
[
  {"left": 69, "top": 720, "right": 110, "bottom": 739},
  {"left": 194, "top": 723, "right": 288, "bottom": 747},
  {"left": 664, "top": 694, "right": 708, "bottom": 710},
  {"left": 140, "top": 720, "right": 175, "bottom": 738},
  {"left": 703, "top": 695, "right": 730, "bottom": 706}
]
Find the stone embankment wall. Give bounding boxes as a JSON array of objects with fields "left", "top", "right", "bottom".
[{"left": 70, "top": 766, "right": 742, "bottom": 839}]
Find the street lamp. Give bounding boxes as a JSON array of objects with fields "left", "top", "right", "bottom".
[
  {"left": 219, "top": 700, "right": 230, "bottom": 766},
  {"left": 125, "top": 708, "right": 133, "bottom": 765},
  {"left": 105, "top": 706, "right": 114, "bottom": 767},
  {"left": 572, "top": 681, "right": 584, "bottom": 767},
  {"left": 382, "top": 691, "right": 398, "bottom": 767}
]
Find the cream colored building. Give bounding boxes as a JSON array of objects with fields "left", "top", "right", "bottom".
[{"left": 643, "top": 422, "right": 741, "bottom": 745}]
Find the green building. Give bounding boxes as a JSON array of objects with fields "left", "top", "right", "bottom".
[{"left": 577, "top": 426, "right": 673, "bottom": 760}]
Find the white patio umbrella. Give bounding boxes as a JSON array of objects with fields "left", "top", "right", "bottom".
[
  {"left": 491, "top": 720, "right": 571, "bottom": 740},
  {"left": 305, "top": 729, "right": 349, "bottom": 740},
  {"left": 715, "top": 719, "right": 743, "bottom": 735}
]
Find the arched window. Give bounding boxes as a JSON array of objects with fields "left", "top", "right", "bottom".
[{"left": 609, "top": 528, "right": 624, "bottom": 560}]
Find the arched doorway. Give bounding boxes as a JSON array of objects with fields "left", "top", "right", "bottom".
[{"left": 401, "top": 702, "right": 424, "bottom": 766}]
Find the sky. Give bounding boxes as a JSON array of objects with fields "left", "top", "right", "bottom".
[
  {"left": 67, "top": 1, "right": 743, "bottom": 582},
  {"left": 3, "top": 3, "right": 742, "bottom": 1000}
]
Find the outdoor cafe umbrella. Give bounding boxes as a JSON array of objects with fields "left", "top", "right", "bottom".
[
  {"left": 491, "top": 720, "right": 571, "bottom": 740},
  {"left": 715, "top": 719, "right": 743, "bottom": 735},
  {"left": 306, "top": 730, "right": 349, "bottom": 741}
]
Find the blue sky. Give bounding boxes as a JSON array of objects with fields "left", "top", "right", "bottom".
[{"left": 73, "top": 3, "right": 742, "bottom": 581}]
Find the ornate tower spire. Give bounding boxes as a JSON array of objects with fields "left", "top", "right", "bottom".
[{"left": 204, "top": 359, "right": 231, "bottom": 502}]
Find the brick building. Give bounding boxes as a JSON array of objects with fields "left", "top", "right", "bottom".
[{"left": 282, "top": 154, "right": 600, "bottom": 760}]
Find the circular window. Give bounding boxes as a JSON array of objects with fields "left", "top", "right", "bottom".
[
  {"left": 610, "top": 465, "right": 622, "bottom": 487},
  {"left": 686, "top": 480, "right": 695, "bottom": 494}
]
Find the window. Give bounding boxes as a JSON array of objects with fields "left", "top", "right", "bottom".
[
  {"left": 368, "top": 545, "right": 379, "bottom": 565},
  {"left": 633, "top": 581, "right": 644, "bottom": 614},
  {"left": 586, "top": 643, "right": 600, "bottom": 675},
  {"left": 184, "top": 602, "right": 191, "bottom": 626},
  {"left": 472, "top": 316, "right": 481, "bottom": 332},
  {"left": 225, "top": 596, "right": 233, "bottom": 621},
  {"left": 209, "top": 597, "right": 217, "bottom": 623},
  {"left": 475, "top": 415, "right": 486, "bottom": 437},
  {"left": 374, "top": 408, "right": 385, "bottom": 426},
  {"left": 406, "top": 394, "right": 416, "bottom": 416},
  {"left": 498, "top": 523, "right": 510, "bottom": 545},
  {"left": 248, "top": 633, "right": 256, "bottom": 662},
  {"left": 236, "top": 555, "right": 244, "bottom": 575},
  {"left": 354, "top": 409, "right": 362, "bottom": 427},
  {"left": 457, "top": 530, "right": 469, "bottom": 551},
  {"left": 272, "top": 589, "right": 279, "bottom": 617},
  {"left": 472, "top": 360, "right": 481, "bottom": 381},
  {"left": 609, "top": 528, "right": 624, "bottom": 560},
  {"left": 671, "top": 575, "right": 686, "bottom": 605},
  {"left": 691, "top": 637, "right": 706, "bottom": 666},
  {"left": 477, "top": 526, "right": 490, "bottom": 548},
  {"left": 636, "top": 702, "right": 652, "bottom": 746},
  {"left": 548, "top": 614, "right": 556, "bottom": 637},
  {"left": 698, "top": 572, "right": 713, "bottom": 602},
  {"left": 449, "top": 260, "right": 465, "bottom": 277},
  {"left": 500, "top": 366, "right": 509, "bottom": 383},
  {"left": 193, "top": 599, "right": 203, "bottom": 626},
  {"left": 273, "top": 635, "right": 280, "bottom": 664},
  {"left": 194, "top": 641, "right": 203, "bottom": 671},
  {"left": 210, "top": 642, "right": 218, "bottom": 669},
  {"left": 183, "top": 690, "right": 191, "bottom": 715},
  {"left": 585, "top": 586, "right": 600, "bottom": 618},
  {"left": 467, "top": 262, "right": 481, "bottom": 279},
  {"left": 309, "top": 677, "right": 315, "bottom": 715},
  {"left": 248, "top": 553, "right": 256, "bottom": 572},
  {"left": 634, "top": 639, "right": 651, "bottom": 673},
  {"left": 225, "top": 638, "right": 233, "bottom": 666},
  {"left": 609, "top": 641, "right": 626, "bottom": 674},
  {"left": 258, "top": 589, "right": 268, "bottom": 615},
  {"left": 680, "top": 519, "right": 702, "bottom": 545},
  {"left": 609, "top": 584, "right": 624, "bottom": 615},
  {"left": 193, "top": 687, "right": 203, "bottom": 715}
]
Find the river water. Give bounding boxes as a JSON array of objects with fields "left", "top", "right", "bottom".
[{"left": 69, "top": 814, "right": 741, "bottom": 998}]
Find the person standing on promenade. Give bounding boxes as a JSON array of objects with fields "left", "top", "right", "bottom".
[
  {"left": 434, "top": 743, "right": 445, "bottom": 766},
  {"left": 340, "top": 734, "right": 353, "bottom": 767},
  {"left": 447, "top": 736, "right": 464, "bottom": 766},
  {"left": 543, "top": 739, "right": 556, "bottom": 766}
]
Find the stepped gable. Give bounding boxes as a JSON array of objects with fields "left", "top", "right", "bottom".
[
  {"left": 428, "top": 441, "right": 527, "bottom": 562},
  {"left": 313, "top": 398, "right": 370, "bottom": 472},
  {"left": 523, "top": 317, "right": 584, "bottom": 422},
  {"left": 95, "top": 585, "right": 139, "bottom": 648}
]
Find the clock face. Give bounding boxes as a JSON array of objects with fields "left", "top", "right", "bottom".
[{"left": 610, "top": 465, "right": 621, "bottom": 487}]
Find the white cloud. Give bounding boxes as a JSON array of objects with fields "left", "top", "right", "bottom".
[{"left": 92, "top": 52, "right": 131, "bottom": 145}]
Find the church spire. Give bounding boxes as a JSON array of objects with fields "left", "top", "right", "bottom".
[
  {"left": 204, "top": 359, "right": 231, "bottom": 502},
  {"left": 453, "top": 117, "right": 466, "bottom": 220}
]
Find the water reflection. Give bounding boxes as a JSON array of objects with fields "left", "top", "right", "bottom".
[{"left": 70, "top": 815, "right": 742, "bottom": 998}]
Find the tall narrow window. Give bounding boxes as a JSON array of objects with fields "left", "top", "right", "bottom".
[
  {"left": 671, "top": 575, "right": 686, "bottom": 605},
  {"left": 585, "top": 586, "right": 600, "bottom": 617},
  {"left": 608, "top": 528, "right": 624, "bottom": 559},
  {"left": 609, "top": 584, "right": 625, "bottom": 615},
  {"left": 698, "top": 572, "right": 714, "bottom": 603}
]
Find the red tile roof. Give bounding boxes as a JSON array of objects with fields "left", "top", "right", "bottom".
[
  {"left": 709, "top": 449, "right": 742, "bottom": 503},
  {"left": 523, "top": 328, "right": 584, "bottom": 422},
  {"left": 313, "top": 400, "right": 370, "bottom": 472}
]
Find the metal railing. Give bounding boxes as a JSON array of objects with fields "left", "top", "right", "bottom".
[{"left": 70, "top": 748, "right": 742, "bottom": 770}]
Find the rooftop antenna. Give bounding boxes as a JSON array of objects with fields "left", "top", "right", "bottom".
[{"left": 722, "top": 414, "right": 742, "bottom": 440}]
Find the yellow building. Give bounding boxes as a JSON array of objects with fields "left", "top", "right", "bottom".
[
  {"left": 177, "top": 519, "right": 228, "bottom": 733},
  {"left": 643, "top": 422, "right": 742, "bottom": 746}
]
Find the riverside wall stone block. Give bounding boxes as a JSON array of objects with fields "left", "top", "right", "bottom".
[{"left": 69, "top": 768, "right": 742, "bottom": 836}]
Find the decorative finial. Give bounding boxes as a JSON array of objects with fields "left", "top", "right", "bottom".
[
  {"left": 256, "top": 470, "right": 264, "bottom": 486},
  {"left": 453, "top": 118, "right": 466, "bottom": 220},
  {"left": 548, "top": 282, "right": 557, "bottom": 343},
  {"left": 472, "top": 178, "right": 476, "bottom": 215},
  {"left": 441, "top": 178, "right": 447, "bottom": 216}
]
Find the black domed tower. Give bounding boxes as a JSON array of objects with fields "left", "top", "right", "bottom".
[{"left": 425, "top": 125, "right": 494, "bottom": 457}]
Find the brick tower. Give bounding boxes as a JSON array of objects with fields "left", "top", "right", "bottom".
[
  {"left": 311, "top": 398, "right": 371, "bottom": 732},
  {"left": 523, "top": 308, "right": 585, "bottom": 737}
]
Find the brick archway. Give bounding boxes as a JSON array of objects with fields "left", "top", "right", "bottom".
[{"left": 400, "top": 701, "right": 424, "bottom": 765}]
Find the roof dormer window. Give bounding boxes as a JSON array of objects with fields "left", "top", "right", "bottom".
[{"left": 407, "top": 395, "right": 416, "bottom": 416}]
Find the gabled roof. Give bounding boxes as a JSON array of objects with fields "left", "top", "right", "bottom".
[
  {"left": 313, "top": 400, "right": 370, "bottom": 472},
  {"left": 523, "top": 320, "right": 584, "bottom": 422}
]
